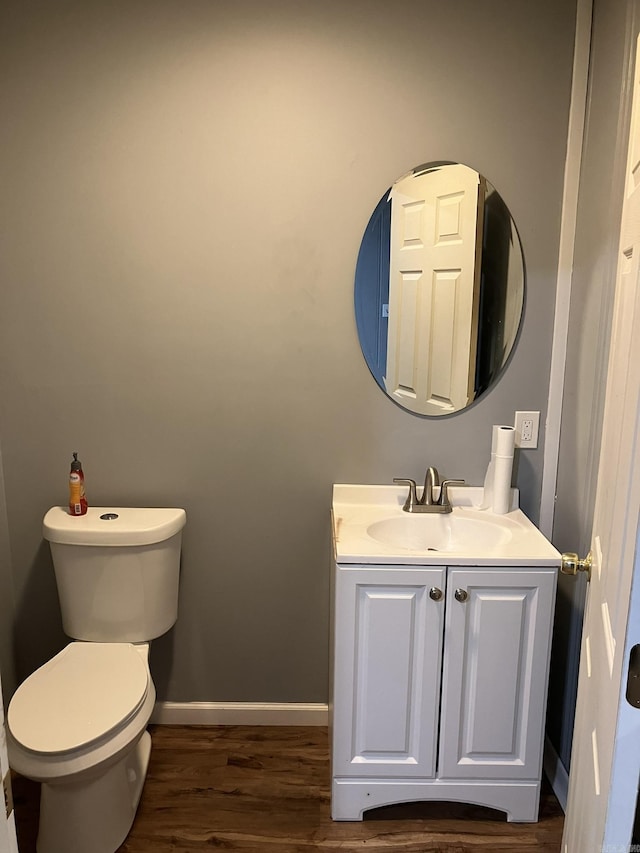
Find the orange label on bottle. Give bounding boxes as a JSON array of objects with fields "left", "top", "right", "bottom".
[{"left": 69, "top": 473, "right": 85, "bottom": 507}]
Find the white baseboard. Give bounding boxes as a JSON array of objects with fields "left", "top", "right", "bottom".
[
  {"left": 543, "top": 735, "right": 569, "bottom": 812},
  {"left": 151, "top": 701, "right": 329, "bottom": 726}
]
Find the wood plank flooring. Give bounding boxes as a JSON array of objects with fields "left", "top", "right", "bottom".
[{"left": 12, "top": 725, "right": 564, "bottom": 852}]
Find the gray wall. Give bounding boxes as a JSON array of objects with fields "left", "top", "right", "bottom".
[
  {"left": 0, "top": 0, "right": 576, "bottom": 702},
  {"left": 549, "top": 0, "right": 640, "bottom": 770}
]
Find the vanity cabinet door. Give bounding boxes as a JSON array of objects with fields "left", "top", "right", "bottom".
[
  {"left": 438, "top": 568, "right": 556, "bottom": 780},
  {"left": 332, "top": 565, "right": 445, "bottom": 778}
]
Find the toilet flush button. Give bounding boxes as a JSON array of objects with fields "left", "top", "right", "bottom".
[{"left": 100, "top": 513, "right": 119, "bottom": 520}]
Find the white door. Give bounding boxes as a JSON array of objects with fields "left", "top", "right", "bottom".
[
  {"left": 385, "top": 164, "right": 484, "bottom": 415},
  {"left": 562, "top": 33, "right": 640, "bottom": 853},
  {"left": 0, "top": 666, "right": 19, "bottom": 853}
]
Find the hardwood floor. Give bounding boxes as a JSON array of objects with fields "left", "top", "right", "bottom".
[{"left": 12, "top": 725, "right": 564, "bottom": 852}]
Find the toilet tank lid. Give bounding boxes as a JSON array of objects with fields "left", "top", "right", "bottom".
[{"left": 43, "top": 507, "right": 186, "bottom": 546}]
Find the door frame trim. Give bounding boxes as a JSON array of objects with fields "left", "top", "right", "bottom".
[{"left": 540, "top": 0, "right": 593, "bottom": 539}]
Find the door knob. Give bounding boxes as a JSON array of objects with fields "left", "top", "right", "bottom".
[
  {"left": 454, "top": 588, "right": 468, "bottom": 602},
  {"left": 429, "top": 587, "right": 443, "bottom": 601},
  {"left": 561, "top": 551, "right": 592, "bottom": 582}
]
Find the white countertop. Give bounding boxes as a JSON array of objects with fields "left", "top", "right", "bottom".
[{"left": 332, "top": 484, "right": 561, "bottom": 567}]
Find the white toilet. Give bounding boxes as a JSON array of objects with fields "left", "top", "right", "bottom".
[{"left": 7, "top": 505, "right": 186, "bottom": 853}]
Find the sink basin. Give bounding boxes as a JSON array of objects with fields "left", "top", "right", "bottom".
[
  {"left": 367, "top": 513, "right": 512, "bottom": 553},
  {"left": 332, "top": 484, "right": 561, "bottom": 566}
]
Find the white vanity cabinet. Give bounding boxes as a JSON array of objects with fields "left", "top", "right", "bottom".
[{"left": 330, "top": 561, "right": 557, "bottom": 822}]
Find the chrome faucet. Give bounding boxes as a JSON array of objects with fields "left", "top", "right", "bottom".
[{"left": 393, "top": 467, "right": 465, "bottom": 513}]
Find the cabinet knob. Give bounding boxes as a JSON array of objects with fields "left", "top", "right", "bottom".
[
  {"left": 454, "top": 588, "right": 468, "bottom": 603},
  {"left": 429, "top": 587, "right": 443, "bottom": 601}
]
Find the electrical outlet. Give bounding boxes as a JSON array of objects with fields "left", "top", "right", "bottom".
[{"left": 514, "top": 411, "right": 540, "bottom": 448}]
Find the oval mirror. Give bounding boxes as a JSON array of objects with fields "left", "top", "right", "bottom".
[{"left": 354, "top": 162, "right": 524, "bottom": 416}]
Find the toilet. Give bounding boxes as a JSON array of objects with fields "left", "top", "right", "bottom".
[{"left": 6, "top": 505, "right": 186, "bottom": 853}]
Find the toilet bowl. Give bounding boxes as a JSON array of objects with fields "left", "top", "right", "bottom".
[
  {"left": 7, "top": 642, "right": 156, "bottom": 853},
  {"left": 6, "top": 505, "right": 186, "bottom": 853}
]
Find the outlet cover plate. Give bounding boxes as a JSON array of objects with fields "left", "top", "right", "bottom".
[{"left": 514, "top": 411, "right": 540, "bottom": 448}]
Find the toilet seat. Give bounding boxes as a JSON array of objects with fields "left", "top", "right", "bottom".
[{"left": 8, "top": 642, "right": 150, "bottom": 755}]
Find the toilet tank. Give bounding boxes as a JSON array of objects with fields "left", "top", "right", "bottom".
[{"left": 43, "top": 507, "right": 186, "bottom": 643}]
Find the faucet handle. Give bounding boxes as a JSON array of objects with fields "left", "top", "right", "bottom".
[
  {"left": 393, "top": 478, "right": 419, "bottom": 512},
  {"left": 438, "top": 479, "right": 465, "bottom": 508}
]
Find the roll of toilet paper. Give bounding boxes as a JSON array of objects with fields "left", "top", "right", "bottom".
[
  {"left": 491, "top": 425, "right": 516, "bottom": 514},
  {"left": 481, "top": 425, "right": 514, "bottom": 510},
  {"left": 494, "top": 424, "right": 516, "bottom": 458}
]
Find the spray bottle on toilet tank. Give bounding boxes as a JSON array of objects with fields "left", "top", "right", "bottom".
[{"left": 68, "top": 452, "right": 88, "bottom": 516}]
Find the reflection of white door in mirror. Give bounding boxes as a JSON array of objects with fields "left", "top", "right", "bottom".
[
  {"left": 385, "top": 165, "right": 485, "bottom": 415},
  {"left": 354, "top": 161, "right": 524, "bottom": 417}
]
